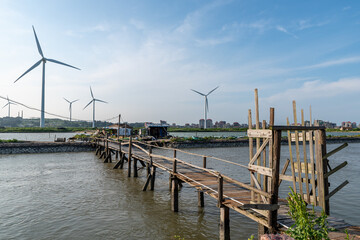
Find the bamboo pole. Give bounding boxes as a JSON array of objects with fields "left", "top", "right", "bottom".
[
  {"left": 287, "top": 117, "right": 297, "bottom": 192},
  {"left": 308, "top": 105, "right": 317, "bottom": 205},
  {"left": 301, "top": 109, "right": 310, "bottom": 203},
  {"left": 293, "top": 100, "right": 303, "bottom": 196},
  {"left": 248, "top": 109, "right": 255, "bottom": 202},
  {"left": 128, "top": 137, "right": 132, "bottom": 177},
  {"left": 255, "top": 89, "right": 261, "bottom": 203}
]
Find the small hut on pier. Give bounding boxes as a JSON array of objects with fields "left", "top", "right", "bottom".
[{"left": 144, "top": 123, "right": 169, "bottom": 139}]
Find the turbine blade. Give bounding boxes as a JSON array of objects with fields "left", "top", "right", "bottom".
[
  {"left": 95, "top": 99, "right": 107, "bottom": 104},
  {"left": 32, "top": 26, "right": 44, "bottom": 58},
  {"left": 63, "top": 97, "right": 70, "bottom": 103},
  {"left": 14, "top": 59, "right": 42, "bottom": 83},
  {"left": 207, "top": 86, "right": 219, "bottom": 96},
  {"left": 46, "top": 58, "right": 81, "bottom": 70},
  {"left": 3, "top": 103, "right": 9, "bottom": 108},
  {"left": 90, "top": 86, "right": 94, "bottom": 99},
  {"left": 83, "top": 100, "right": 93, "bottom": 110},
  {"left": 191, "top": 89, "right": 205, "bottom": 96},
  {"left": 71, "top": 99, "right": 79, "bottom": 103}
]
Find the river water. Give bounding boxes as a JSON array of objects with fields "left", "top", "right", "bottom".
[{"left": 0, "top": 134, "right": 359, "bottom": 239}]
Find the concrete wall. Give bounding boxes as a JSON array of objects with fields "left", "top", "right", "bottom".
[{"left": 0, "top": 142, "right": 94, "bottom": 154}]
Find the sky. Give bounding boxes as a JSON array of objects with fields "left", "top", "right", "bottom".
[{"left": 0, "top": 0, "right": 359, "bottom": 125}]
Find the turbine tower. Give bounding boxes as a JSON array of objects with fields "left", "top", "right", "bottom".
[
  {"left": 83, "top": 86, "right": 107, "bottom": 128},
  {"left": 14, "top": 26, "right": 80, "bottom": 128},
  {"left": 63, "top": 98, "right": 79, "bottom": 122},
  {"left": 3, "top": 96, "right": 16, "bottom": 117},
  {"left": 191, "top": 86, "right": 219, "bottom": 129}
]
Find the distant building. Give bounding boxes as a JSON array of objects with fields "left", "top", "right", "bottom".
[
  {"left": 206, "top": 119, "right": 213, "bottom": 128},
  {"left": 218, "top": 121, "right": 226, "bottom": 128},
  {"left": 314, "top": 120, "right": 337, "bottom": 129},
  {"left": 199, "top": 119, "right": 205, "bottom": 128},
  {"left": 144, "top": 122, "right": 170, "bottom": 139},
  {"left": 233, "top": 122, "right": 240, "bottom": 128}
]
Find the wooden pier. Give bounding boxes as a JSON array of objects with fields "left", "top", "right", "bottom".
[{"left": 91, "top": 90, "right": 355, "bottom": 239}]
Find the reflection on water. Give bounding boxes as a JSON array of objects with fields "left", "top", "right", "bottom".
[{"left": 0, "top": 142, "right": 359, "bottom": 239}]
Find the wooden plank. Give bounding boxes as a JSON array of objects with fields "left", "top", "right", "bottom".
[
  {"left": 270, "top": 126, "right": 325, "bottom": 130},
  {"left": 249, "top": 138, "right": 270, "bottom": 165},
  {"left": 255, "top": 89, "right": 261, "bottom": 203},
  {"left": 302, "top": 109, "right": 310, "bottom": 203},
  {"left": 247, "top": 129, "right": 272, "bottom": 138},
  {"left": 324, "top": 161, "right": 347, "bottom": 178},
  {"left": 248, "top": 165, "right": 272, "bottom": 177},
  {"left": 242, "top": 204, "right": 279, "bottom": 211},
  {"left": 323, "top": 143, "right": 348, "bottom": 160},
  {"left": 248, "top": 109, "right": 255, "bottom": 202},
  {"left": 293, "top": 101, "right": 303, "bottom": 196},
  {"left": 325, "top": 180, "right": 349, "bottom": 200},
  {"left": 262, "top": 120, "right": 268, "bottom": 194},
  {"left": 287, "top": 118, "right": 297, "bottom": 192},
  {"left": 250, "top": 173, "right": 267, "bottom": 203},
  {"left": 278, "top": 158, "right": 290, "bottom": 185}
]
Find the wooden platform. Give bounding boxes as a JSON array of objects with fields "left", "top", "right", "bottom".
[{"left": 95, "top": 139, "right": 353, "bottom": 232}]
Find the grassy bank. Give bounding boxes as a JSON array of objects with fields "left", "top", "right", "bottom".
[{"left": 0, "top": 127, "right": 92, "bottom": 133}]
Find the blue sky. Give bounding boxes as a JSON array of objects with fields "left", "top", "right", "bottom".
[{"left": 1, "top": 0, "right": 359, "bottom": 125}]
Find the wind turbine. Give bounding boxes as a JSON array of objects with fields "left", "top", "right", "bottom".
[
  {"left": 83, "top": 86, "right": 107, "bottom": 128},
  {"left": 3, "top": 96, "right": 16, "bottom": 117},
  {"left": 63, "top": 98, "right": 79, "bottom": 122},
  {"left": 14, "top": 25, "right": 80, "bottom": 128},
  {"left": 191, "top": 86, "right": 219, "bottom": 129}
]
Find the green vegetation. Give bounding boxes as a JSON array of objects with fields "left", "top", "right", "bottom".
[
  {"left": 0, "top": 139, "right": 18, "bottom": 143},
  {"left": 170, "top": 136, "right": 241, "bottom": 142},
  {"left": 286, "top": 187, "right": 334, "bottom": 240},
  {"left": 168, "top": 127, "right": 247, "bottom": 132},
  {"left": 326, "top": 128, "right": 360, "bottom": 132}
]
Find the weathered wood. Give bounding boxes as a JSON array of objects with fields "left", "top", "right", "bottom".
[
  {"left": 219, "top": 206, "right": 230, "bottom": 240},
  {"left": 268, "top": 129, "right": 281, "bottom": 233},
  {"left": 270, "top": 126, "right": 325, "bottom": 130},
  {"left": 255, "top": 89, "right": 261, "bottom": 203},
  {"left": 198, "top": 191, "right": 204, "bottom": 208},
  {"left": 248, "top": 165, "right": 272, "bottom": 177},
  {"left": 293, "top": 101, "right": 303, "bottom": 196},
  {"left": 217, "top": 175, "right": 224, "bottom": 208},
  {"left": 320, "top": 129, "right": 330, "bottom": 215},
  {"left": 301, "top": 109, "right": 310, "bottom": 203},
  {"left": 203, "top": 156, "right": 207, "bottom": 168},
  {"left": 128, "top": 137, "right": 132, "bottom": 178},
  {"left": 247, "top": 129, "right": 272, "bottom": 138},
  {"left": 262, "top": 120, "right": 268, "bottom": 193},
  {"left": 142, "top": 174, "right": 152, "bottom": 191},
  {"left": 248, "top": 109, "right": 255, "bottom": 202},
  {"left": 133, "top": 154, "right": 138, "bottom": 177},
  {"left": 286, "top": 118, "right": 297, "bottom": 192},
  {"left": 150, "top": 166, "right": 156, "bottom": 191},
  {"left": 324, "top": 161, "right": 347, "bottom": 178},
  {"left": 278, "top": 159, "right": 290, "bottom": 185},
  {"left": 325, "top": 180, "right": 349, "bottom": 200},
  {"left": 249, "top": 138, "right": 270, "bottom": 165},
  {"left": 323, "top": 143, "right": 348, "bottom": 160},
  {"left": 171, "top": 177, "right": 179, "bottom": 212},
  {"left": 242, "top": 203, "right": 280, "bottom": 211}
]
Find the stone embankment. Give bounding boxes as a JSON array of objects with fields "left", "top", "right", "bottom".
[{"left": 0, "top": 141, "right": 94, "bottom": 154}]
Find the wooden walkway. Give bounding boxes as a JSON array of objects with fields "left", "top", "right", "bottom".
[{"left": 93, "top": 136, "right": 353, "bottom": 239}]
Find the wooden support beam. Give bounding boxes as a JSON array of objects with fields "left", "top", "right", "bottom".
[
  {"left": 150, "top": 166, "right": 156, "bottom": 191},
  {"left": 268, "top": 129, "right": 281, "bottom": 233},
  {"left": 171, "top": 177, "right": 179, "bottom": 212},
  {"left": 142, "top": 174, "right": 152, "bottom": 191},
  {"left": 217, "top": 175, "right": 224, "bottom": 208},
  {"left": 219, "top": 206, "right": 230, "bottom": 240},
  {"left": 242, "top": 204, "right": 280, "bottom": 211},
  {"left": 323, "top": 143, "right": 348, "bottom": 160},
  {"left": 325, "top": 180, "right": 349, "bottom": 200},
  {"left": 324, "top": 161, "right": 347, "bottom": 179},
  {"left": 128, "top": 137, "right": 132, "bottom": 178},
  {"left": 203, "top": 156, "right": 207, "bottom": 168},
  {"left": 198, "top": 191, "right": 204, "bottom": 208}
]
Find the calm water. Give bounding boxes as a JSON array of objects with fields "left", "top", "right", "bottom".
[
  {"left": 170, "top": 131, "right": 360, "bottom": 138},
  {"left": 0, "top": 141, "right": 359, "bottom": 239},
  {"left": 0, "top": 132, "right": 77, "bottom": 142}
]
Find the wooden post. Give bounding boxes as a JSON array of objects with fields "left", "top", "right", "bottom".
[
  {"left": 171, "top": 176, "right": 179, "bottom": 212},
  {"left": 315, "top": 129, "right": 330, "bottom": 215},
  {"left": 128, "top": 137, "right": 132, "bottom": 177},
  {"left": 150, "top": 166, "right": 156, "bottom": 191},
  {"left": 203, "top": 156, "right": 207, "bottom": 168},
  {"left": 219, "top": 206, "right": 230, "bottom": 240},
  {"left": 268, "top": 129, "right": 281, "bottom": 233},
  {"left": 198, "top": 191, "right": 204, "bottom": 208},
  {"left": 255, "top": 89, "right": 261, "bottom": 203},
  {"left": 217, "top": 174, "right": 223, "bottom": 208},
  {"left": 133, "top": 156, "right": 138, "bottom": 177},
  {"left": 248, "top": 109, "right": 255, "bottom": 202}
]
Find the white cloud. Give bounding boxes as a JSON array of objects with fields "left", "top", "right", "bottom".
[
  {"left": 300, "top": 56, "right": 360, "bottom": 70},
  {"left": 276, "top": 25, "right": 298, "bottom": 39},
  {"left": 297, "top": 19, "right": 329, "bottom": 30},
  {"left": 266, "top": 77, "right": 360, "bottom": 103}
]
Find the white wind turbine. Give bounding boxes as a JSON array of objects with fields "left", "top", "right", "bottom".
[
  {"left": 63, "top": 98, "right": 79, "bottom": 122},
  {"left": 14, "top": 25, "right": 80, "bottom": 128},
  {"left": 83, "top": 86, "right": 107, "bottom": 128},
  {"left": 191, "top": 86, "right": 219, "bottom": 129},
  {"left": 3, "top": 96, "right": 16, "bottom": 117}
]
